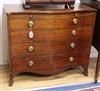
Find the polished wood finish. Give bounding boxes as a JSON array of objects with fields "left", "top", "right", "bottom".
[
  {"left": 10, "top": 27, "right": 93, "bottom": 43},
  {"left": 11, "top": 53, "right": 88, "bottom": 74},
  {"left": 5, "top": 4, "right": 96, "bottom": 86},
  {"left": 8, "top": 14, "right": 95, "bottom": 30},
  {"left": 10, "top": 39, "right": 92, "bottom": 57},
  {"left": 5, "top": 4, "right": 96, "bottom": 14}
]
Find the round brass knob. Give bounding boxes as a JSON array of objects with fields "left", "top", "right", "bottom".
[
  {"left": 28, "top": 20, "right": 34, "bottom": 27},
  {"left": 28, "top": 46, "right": 34, "bottom": 52},
  {"left": 73, "top": 18, "right": 78, "bottom": 25},
  {"left": 70, "top": 43, "right": 76, "bottom": 48},
  {"left": 69, "top": 57, "right": 74, "bottom": 62},
  {"left": 28, "top": 61, "right": 34, "bottom": 67},
  {"left": 72, "top": 30, "right": 76, "bottom": 36}
]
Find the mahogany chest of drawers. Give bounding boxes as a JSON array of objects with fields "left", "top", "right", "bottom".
[{"left": 5, "top": 4, "right": 96, "bottom": 86}]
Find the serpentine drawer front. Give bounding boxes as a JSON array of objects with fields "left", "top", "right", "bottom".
[
  {"left": 9, "top": 13, "right": 95, "bottom": 30},
  {"left": 5, "top": 4, "right": 96, "bottom": 86}
]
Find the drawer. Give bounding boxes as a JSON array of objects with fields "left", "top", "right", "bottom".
[
  {"left": 11, "top": 52, "right": 89, "bottom": 74},
  {"left": 10, "top": 27, "right": 93, "bottom": 43},
  {"left": 11, "top": 56, "right": 54, "bottom": 74},
  {"left": 8, "top": 13, "right": 96, "bottom": 31},
  {"left": 10, "top": 39, "right": 91, "bottom": 57}
]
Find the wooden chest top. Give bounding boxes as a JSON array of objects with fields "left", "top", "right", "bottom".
[{"left": 4, "top": 4, "right": 96, "bottom": 15}]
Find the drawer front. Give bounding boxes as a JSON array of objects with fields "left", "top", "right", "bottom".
[
  {"left": 10, "top": 27, "right": 93, "bottom": 43},
  {"left": 11, "top": 56, "right": 54, "bottom": 74},
  {"left": 11, "top": 52, "right": 89, "bottom": 74},
  {"left": 8, "top": 13, "right": 95, "bottom": 31},
  {"left": 11, "top": 39, "right": 91, "bottom": 57}
]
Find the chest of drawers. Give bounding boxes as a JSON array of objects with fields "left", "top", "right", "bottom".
[{"left": 5, "top": 4, "right": 96, "bottom": 86}]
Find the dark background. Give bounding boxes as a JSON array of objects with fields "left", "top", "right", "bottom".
[{"left": 81, "top": 0, "right": 94, "bottom": 3}]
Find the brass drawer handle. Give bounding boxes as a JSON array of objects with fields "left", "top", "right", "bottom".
[
  {"left": 28, "top": 46, "right": 34, "bottom": 52},
  {"left": 28, "top": 19, "right": 34, "bottom": 39},
  {"left": 70, "top": 43, "right": 76, "bottom": 48},
  {"left": 28, "top": 61, "right": 34, "bottom": 67},
  {"left": 69, "top": 57, "right": 74, "bottom": 62},
  {"left": 28, "top": 20, "right": 34, "bottom": 28},
  {"left": 73, "top": 18, "right": 78, "bottom": 25},
  {"left": 72, "top": 30, "right": 76, "bottom": 36}
]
